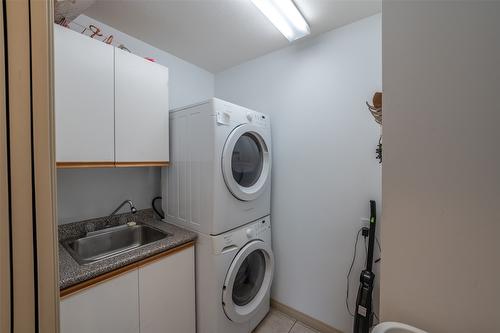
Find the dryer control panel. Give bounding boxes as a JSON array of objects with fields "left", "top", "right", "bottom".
[{"left": 212, "top": 216, "right": 271, "bottom": 255}]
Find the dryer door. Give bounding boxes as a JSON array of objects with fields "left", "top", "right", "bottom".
[
  {"left": 222, "top": 124, "right": 271, "bottom": 201},
  {"left": 222, "top": 240, "right": 274, "bottom": 323}
]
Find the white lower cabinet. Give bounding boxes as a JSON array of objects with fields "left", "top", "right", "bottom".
[
  {"left": 60, "top": 270, "right": 140, "bottom": 333},
  {"left": 139, "top": 246, "right": 195, "bottom": 333},
  {"left": 60, "top": 245, "right": 195, "bottom": 333}
]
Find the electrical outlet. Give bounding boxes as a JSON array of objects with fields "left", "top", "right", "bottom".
[{"left": 361, "top": 217, "right": 370, "bottom": 227}]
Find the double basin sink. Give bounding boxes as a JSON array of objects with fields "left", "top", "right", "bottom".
[{"left": 62, "top": 224, "right": 170, "bottom": 265}]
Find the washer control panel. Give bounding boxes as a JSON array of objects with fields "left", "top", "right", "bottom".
[
  {"left": 214, "top": 99, "right": 269, "bottom": 128},
  {"left": 212, "top": 216, "right": 271, "bottom": 255},
  {"left": 246, "top": 111, "right": 268, "bottom": 127}
]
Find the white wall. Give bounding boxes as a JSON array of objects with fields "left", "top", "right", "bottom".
[
  {"left": 216, "top": 14, "right": 381, "bottom": 332},
  {"left": 57, "top": 15, "right": 214, "bottom": 224},
  {"left": 381, "top": 2, "right": 500, "bottom": 332},
  {"left": 72, "top": 14, "right": 214, "bottom": 110}
]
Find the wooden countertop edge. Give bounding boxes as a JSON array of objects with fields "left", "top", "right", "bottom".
[
  {"left": 56, "top": 162, "right": 115, "bottom": 169},
  {"left": 57, "top": 161, "right": 170, "bottom": 168},
  {"left": 60, "top": 241, "right": 195, "bottom": 299},
  {"left": 115, "top": 161, "right": 169, "bottom": 167}
]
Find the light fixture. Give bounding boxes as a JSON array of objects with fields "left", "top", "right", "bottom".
[{"left": 251, "top": 0, "right": 310, "bottom": 42}]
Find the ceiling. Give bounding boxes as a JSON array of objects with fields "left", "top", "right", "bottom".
[{"left": 84, "top": 0, "right": 381, "bottom": 73}]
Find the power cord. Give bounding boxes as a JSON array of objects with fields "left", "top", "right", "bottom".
[{"left": 346, "top": 228, "right": 363, "bottom": 317}]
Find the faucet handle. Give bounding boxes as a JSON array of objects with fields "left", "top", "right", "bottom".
[
  {"left": 85, "top": 223, "right": 95, "bottom": 234},
  {"left": 118, "top": 214, "right": 130, "bottom": 225}
]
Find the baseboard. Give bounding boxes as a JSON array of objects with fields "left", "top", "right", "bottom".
[{"left": 270, "top": 299, "right": 343, "bottom": 333}]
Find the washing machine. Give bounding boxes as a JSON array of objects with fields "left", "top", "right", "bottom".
[
  {"left": 162, "top": 98, "right": 272, "bottom": 235},
  {"left": 195, "top": 216, "right": 274, "bottom": 333}
]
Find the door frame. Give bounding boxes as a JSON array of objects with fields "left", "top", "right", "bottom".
[
  {"left": 31, "top": 1, "right": 59, "bottom": 332},
  {"left": 0, "top": 2, "right": 10, "bottom": 331},
  {"left": 2, "top": 0, "right": 59, "bottom": 332}
]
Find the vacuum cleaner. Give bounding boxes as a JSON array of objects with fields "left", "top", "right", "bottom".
[{"left": 353, "top": 200, "right": 377, "bottom": 333}]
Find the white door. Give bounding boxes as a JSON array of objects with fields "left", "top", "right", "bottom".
[
  {"left": 222, "top": 240, "right": 274, "bottom": 323},
  {"left": 60, "top": 270, "right": 140, "bottom": 333},
  {"left": 139, "top": 246, "right": 195, "bottom": 333},
  {"left": 114, "top": 48, "right": 169, "bottom": 164},
  {"left": 54, "top": 24, "right": 115, "bottom": 163},
  {"left": 222, "top": 124, "right": 271, "bottom": 201}
]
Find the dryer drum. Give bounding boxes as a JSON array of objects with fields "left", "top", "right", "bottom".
[
  {"left": 231, "top": 133, "right": 264, "bottom": 188},
  {"left": 222, "top": 124, "right": 271, "bottom": 202}
]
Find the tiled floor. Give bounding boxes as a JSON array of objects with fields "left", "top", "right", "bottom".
[{"left": 253, "top": 309, "right": 320, "bottom": 333}]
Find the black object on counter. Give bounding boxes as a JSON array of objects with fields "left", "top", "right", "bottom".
[{"left": 152, "top": 196, "right": 164, "bottom": 219}]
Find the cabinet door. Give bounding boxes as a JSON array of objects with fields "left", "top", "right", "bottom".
[
  {"left": 139, "top": 246, "right": 195, "bottom": 333},
  {"left": 54, "top": 24, "right": 115, "bottom": 163},
  {"left": 60, "top": 270, "right": 139, "bottom": 333},
  {"left": 114, "top": 48, "right": 169, "bottom": 164}
]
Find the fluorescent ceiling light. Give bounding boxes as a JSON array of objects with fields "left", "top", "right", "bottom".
[{"left": 251, "top": 0, "right": 310, "bottom": 42}]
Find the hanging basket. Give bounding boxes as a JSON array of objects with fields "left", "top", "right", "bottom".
[{"left": 366, "top": 92, "right": 382, "bottom": 125}]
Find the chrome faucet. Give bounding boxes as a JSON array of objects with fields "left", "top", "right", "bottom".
[
  {"left": 86, "top": 200, "right": 138, "bottom": 235},
  {"left": 104, "top": 200, "right": 137, "bottom": 227},
  {"left": 110, "top": 199, "right": 137, "bottom": 217}
]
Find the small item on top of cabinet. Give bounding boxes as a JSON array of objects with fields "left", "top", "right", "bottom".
[
  {"left": 54, "top": 0, "right": 96, "bottom": 23},
  {"left": 117, "top": 44, "right": 131, "bottom": 53}
]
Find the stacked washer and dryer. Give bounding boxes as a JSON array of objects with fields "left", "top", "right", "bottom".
[{"left": 162, "top": 98, "right": 274, "bottom": 333}]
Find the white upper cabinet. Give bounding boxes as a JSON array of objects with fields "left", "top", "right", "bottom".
[
  {"left": 54, "top": 24, "right": 169, "bottom": 167},
  {"left": 114, "top": 48, "right": 169, "bottom": 164},
  {"left": 54, "top": 24, "right": 115, "bottom": 163}
]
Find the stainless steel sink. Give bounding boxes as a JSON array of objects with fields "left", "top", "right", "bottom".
[{"left": 62, "top": 224, "right": 170, "bottom": 265}]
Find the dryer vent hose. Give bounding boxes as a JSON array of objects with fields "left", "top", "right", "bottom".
[{"left": 152, "top": 196, "right": 164, "bottom": 219}]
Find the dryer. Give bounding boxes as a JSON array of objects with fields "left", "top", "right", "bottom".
[
  {"left": 163, "top": 98, "right": 272, "bottom": 235},
  {"left": 195, "top": 216, "right": 274, "bottom": 333}
]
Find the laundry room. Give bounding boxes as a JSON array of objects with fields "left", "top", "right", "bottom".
[
  {"left": 2, "top": 1, "right": 499, "bottom": 333},
  {"left": 53, "top": 1, "right": 381, "bottom": 331}
]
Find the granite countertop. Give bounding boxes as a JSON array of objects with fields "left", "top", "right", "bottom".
[{"left": 59, "top": 209, "right": 197, "bottom": 290}]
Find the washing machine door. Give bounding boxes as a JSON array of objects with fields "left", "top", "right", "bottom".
[
  {"left": 222, "top": 240, "right": 274, "bottom": 323},
  {"left": 222, "top": 124, "right": 271, "bottom": 201}
]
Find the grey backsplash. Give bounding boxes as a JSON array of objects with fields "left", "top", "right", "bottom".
[{"left": 57, "top": 167, "right": 161, "bottom": 225}]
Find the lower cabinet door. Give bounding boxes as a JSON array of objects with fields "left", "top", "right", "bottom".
[
  {"left": 139, "top": 246, "right": 195, "bottom": 333},
  {"left": 60, "top": 270, "right": 140, "bottom": 333}
]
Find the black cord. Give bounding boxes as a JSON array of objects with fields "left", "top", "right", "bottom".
[
  {"left": 376, "top": 236, "right": 381, "bottom": 252},
  {"left": 152, "top": 196, "right": 164, "bottom": 219},
  {"left": 371, "top": 236, "right": 382, "bottom": 327},
  {"left": 374, "top": 235, "right": 382, "bottom": 263},
  {"left": 346, "top": 228, "right": 363, "bottom": 317}
]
